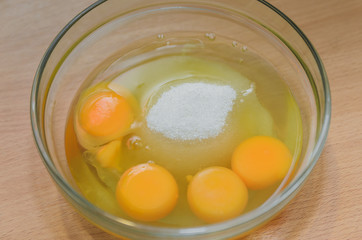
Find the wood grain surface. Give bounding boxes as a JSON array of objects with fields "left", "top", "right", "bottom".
[{"left": 1, "top": 0, "right": 361, "bottom": 239}]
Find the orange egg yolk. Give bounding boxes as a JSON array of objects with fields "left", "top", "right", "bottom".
[
  {"left": 116, "top": 163, "right": 178, "bottom": 222},
  {"left": 231, "top": 136, "right": 292, "bottom": 190},
  {"left": 187, "top": 166, "right": 248, "bottom": 223},
  {"left": 79, "top": 91, "right": 133, "bottom": 137}
]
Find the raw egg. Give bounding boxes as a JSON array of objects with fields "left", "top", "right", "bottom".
[
  {"left": 96, "top": 139, "right": 122, "bottom": 169},
  {"left": 74, "top": 83, "right": 134, "bottom": 149},
  {"left": 116, "top": 163, "right": 178, "bottom": 222},
  {"left": 79, "top": 91, "right": 132, "bottom": 137},
  {"left": 187, "top": 166, "right": 248, "bottom": 223},
  {"left": 231, "top": 136, "right": 292, "bottom": 190}
]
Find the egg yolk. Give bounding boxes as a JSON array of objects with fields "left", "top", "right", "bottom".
[
  {"left": 231, "top": 136, "right": 292, "bottom": 190},
  {"left": 116, "top": 163, "right": 178, "bottom": 222},
  {"left": 96, "top": 140, "right": 122, "bottom": 169},
  {"left": 79, "top": 91, "right": 133, "bottom": 137},
  {"left": 187, "top": 166, "right": 248, "bottom": 223}
]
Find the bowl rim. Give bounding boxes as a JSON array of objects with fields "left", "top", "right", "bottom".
[{"left": 30, "top": 0, "right": 331, "bottom": 237}]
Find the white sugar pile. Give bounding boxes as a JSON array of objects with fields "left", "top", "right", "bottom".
[{"left": 146, "top": 82, "right": 236, "bottom": 140}]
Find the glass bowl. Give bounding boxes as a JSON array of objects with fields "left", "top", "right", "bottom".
[{"left": 30, "top": 0, "right": 331, "bottom": 239}]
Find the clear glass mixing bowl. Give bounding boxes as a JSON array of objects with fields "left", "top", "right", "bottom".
[{"left": 30, "top": 0, "right": 331, "bottom": 239}]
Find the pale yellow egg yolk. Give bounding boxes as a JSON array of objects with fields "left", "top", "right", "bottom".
[{"left": 96, "top": 140, "right": 122, "bottom": 169}]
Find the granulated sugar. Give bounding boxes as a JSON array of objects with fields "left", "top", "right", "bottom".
[{"left": 146, "top": 82, "right": 236, "bottom": 140}]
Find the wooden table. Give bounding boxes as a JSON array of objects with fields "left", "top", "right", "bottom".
[{"left": 1, "top": 0, "right": 361, "bottom": 239}]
